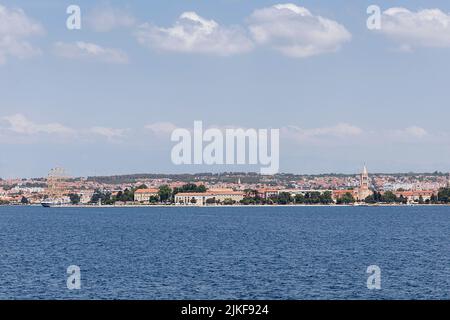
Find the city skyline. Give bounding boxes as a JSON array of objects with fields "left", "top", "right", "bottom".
[
  {"left": 2, "top": 164, "right": 450, "bottom": 206},
  {"left": 2, "top": 0, "right": 450, "bottom": 177}
]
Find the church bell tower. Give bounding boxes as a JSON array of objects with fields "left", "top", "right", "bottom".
[{"left": 360, "top": 165, "right": 369, "bottom": 190}]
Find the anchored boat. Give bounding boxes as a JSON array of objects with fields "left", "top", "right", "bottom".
[{"left": 41, "top": 197, "right": 71, "bottom": 207}]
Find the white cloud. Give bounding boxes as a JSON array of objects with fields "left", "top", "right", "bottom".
[
  {"left": 0, "top": 114, "right": 130, "bottom": 143},
  {"left": 0, "top": 4, "right": 44, "bottom": 64},
  {"left": 283, "top": 123, "right": 363, "bottom": 141},
  {"left": 379, "top": 8, "right": 450, "bottom": 49},
  {"left": 391, "top": 126, "right": 428, "bottom": 138},
  {"left": 86, "top": 5, "right": 136, "bottom": 32},
  {"left": 282, "top": 123, "right": 435, "bottom": 147},
  {"left": 1, "top": 114, "right": 74, "bottom": 135},
  {"left": 90, "top": 126, "right": 127, "bottom": 139},
  {"left": 53, "top": 41, "right": 129, "bottom": 64},
  {"left": 145, "top": 122, "right": 178, "bottom": 135},
  {"left": 135, "top": 11, "right": 253, "bottom": 56},
  {"left": 247, "top": 3, "right": 351, "bottom": 58}
]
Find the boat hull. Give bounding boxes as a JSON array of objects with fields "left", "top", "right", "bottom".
[{"left": 41, "top": 198, "right": 70, "bottom": 207}]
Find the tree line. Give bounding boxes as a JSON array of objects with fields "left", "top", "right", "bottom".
[
  {"left": 10, "top": 186, "right": 450, "bottom": 206},
  {"left": 240, "top": 190, "right": 335, "bottom": 205},
  {"left": 87, "top": 183, "right": 208, "bottom": 205}
]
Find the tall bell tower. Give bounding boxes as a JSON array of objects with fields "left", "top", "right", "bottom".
[
  {"left": 357, "top": 164, "right": 372, "bottom": 201},
  {"left": 360, "top": 165, "right": 369, "bottom": 190}
]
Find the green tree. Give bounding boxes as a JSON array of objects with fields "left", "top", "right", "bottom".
[
  {"left": 381, "top": 191, "right": 398, "bottom": 203},
  {"left": 196, "top": 185, "right": 207, "bottom": 193},
  {"left": 222, "top": 198, "right": 235, "bottom": 205},
  {"left": 115, "top": 191, "right": 123, "bottom": 201},
  {"left": 275, "top": 192, "right": 292, "bottom": 205},
  {"left": 240, "top": 197, "right": 256, "bottom": 205},
  {"left": 20, "top": 196, "right": 29, "bottom": 204},
  {"left": 294, "top": 194, "right": 305, "bottom": 204},
  {"left": 173, "top": 183, "right": 207, "bottom": 195},
  {"left": 418, "top": 195, "right": 424, "bottom": 204},
  {"left": 438, "top": 188, "right": 450, "bottom": 203},
  {"left": 294, "top": 191, "right": 332, "bottom": 205},
  {"left": 398, "top": 195, "right": 407, "bottom": 204},
  {"left": 68, "top": 193, "right": 81, "bottom": 205},
  {"left": 158, "top": 185, "right": 172, "bottom": 203},
  {"left": 90, "top": 190, "right": 112, "bottom": 205},
  {"left": 431, "top": 194, "right": 438, "bottom": 203},
  {"left": 116, "top": 188, "right": 134, "bottom": 202},
  {"left": 365, "top": 191, "right": 382, "bottom": 204},
  {"left": 319, "top": 191, "right": 333, "bottom": 204},
  {"left": 336, "top": 192, "right": 355, "bottom": 204}
]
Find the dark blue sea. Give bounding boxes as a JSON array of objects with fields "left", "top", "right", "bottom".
[{"left": 0, "top": 206, "right": 449, "bottom": 299}]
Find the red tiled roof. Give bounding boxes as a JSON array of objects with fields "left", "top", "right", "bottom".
[
  {"left": 176, "top": 190, "right": 244, "bottom": 197},
  {"left": 394, "top": 190, "right": 435, "bottom": 196},
  {"left": 134, "top": 188, "right": 159, "bottom": 194}
]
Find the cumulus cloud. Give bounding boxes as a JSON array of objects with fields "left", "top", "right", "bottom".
[
  {"left": 90, "top": 126, "right": 127, "bottom": 139},
  {"left": 53, "top": 41, "right": 129, "bottom": 64},
  {"left": 378, "top": 8, "right": 450, "bottom": 49},
  {"left": 86, "top": 5, "right": 136, "bottom": 32},
  {"left": 281, "top": 123, "right": 435, "bottom": 146},
  {"left": 283, "top": 123, "right": 363, "bottom": 141},
  {"left": 0, "top": 4, "right": 44, "bottom": 64},
  {"left": 1, "top": 114, "right": 74, "bottom": 135},
  {"left": 390, "top": 126, "right": 428, "bottom": 138},
  {"left": 145, "top": 122, "right": 178, "bottom": 135},
  {"left": 247, "top": 3, "right": 351, "bottom": 58},
  {"left": 0, "top": 114, "right": 131, "bottom": 144},
  {"left": 135, "top": 11, "right": 254, "bottom": 56}
]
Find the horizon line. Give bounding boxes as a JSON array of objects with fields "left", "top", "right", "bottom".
[{"left": 2, "top": 170, "right": 450, "bottom": 181}]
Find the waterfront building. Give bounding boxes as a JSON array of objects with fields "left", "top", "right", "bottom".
[
  {"left": 257, "top": 188, "right": 279, "bottom": 199},
  {"left": 280, "top": 189, "right": 333, "bottom": 197},
  {"left": 174, "top": 189, "right": 245, "bottom": 206},
  {"left": 134, "top": 188, "right": 159, "bottom": 202},
  {"left": 393, "top": 190, "right": 436, "bottom": 203}
]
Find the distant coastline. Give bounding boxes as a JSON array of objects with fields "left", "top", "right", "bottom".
[
  {"left": 2, "top": 203, "right": 449, "bottom": 208},
  {"left": 2, "top": 167, "right": 450, "bottom": 207}
]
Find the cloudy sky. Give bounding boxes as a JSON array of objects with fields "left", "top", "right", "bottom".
[{"left": 1, "top": 0, "right": 450, "bottom": 178}]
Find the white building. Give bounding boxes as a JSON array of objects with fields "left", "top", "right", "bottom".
[
  {"left": 174, "top": 189, "right": 244, "bottom": 206},
  {"left": 80, "top": 190, "right": 95, "bottom": 204},
  {"left": 280, "top": 189, "right": 333, "bottom": 197}
]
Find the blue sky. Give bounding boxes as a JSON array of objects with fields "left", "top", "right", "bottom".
[{"left": 1, "top": 0, "right": 450, "bottom": 178}]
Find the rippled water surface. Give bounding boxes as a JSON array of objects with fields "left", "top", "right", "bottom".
[{"left": 0, "top": 206, "right": 449, "bottom": 299}]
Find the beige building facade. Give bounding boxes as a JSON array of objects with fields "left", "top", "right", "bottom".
[
  {"left": 174, "top": 189, "right": 244, "bottom": 206},
  {"left": 134, "top": 188, "right": 159, "bottom": 202}
]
